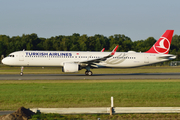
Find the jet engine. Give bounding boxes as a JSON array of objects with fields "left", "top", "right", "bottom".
[{"left": 62, "top": 62, "right": 81, "bottom": 72}]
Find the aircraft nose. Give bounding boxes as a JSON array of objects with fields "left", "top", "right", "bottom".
[
  {"left": 1, "top": 58, "right": 8, "bottom": 65},
  {"left": 2, "top": 58, "right": 6, "bottom": 64}
]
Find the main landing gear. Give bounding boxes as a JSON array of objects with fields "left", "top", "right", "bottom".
[
  {"left": 85, "top": 66, "right": 93, "bottom": 76},
  {"left": 20, "top": 66, "right": 24, "bottom": 76},
  {"left": 85, "top": 71, "right": 93, "bottom": 76}
]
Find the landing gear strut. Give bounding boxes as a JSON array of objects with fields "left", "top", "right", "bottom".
[{"left": 20, "top": 66, "right": 24, "bottom": 76}]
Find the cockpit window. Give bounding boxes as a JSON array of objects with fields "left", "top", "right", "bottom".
[{"left": 8, "top": 55, "right": 14, "bottom": 57}]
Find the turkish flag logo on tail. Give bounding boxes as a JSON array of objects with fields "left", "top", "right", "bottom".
[{"left": 145, "top": 30, "right": 174, "bottom": 54}]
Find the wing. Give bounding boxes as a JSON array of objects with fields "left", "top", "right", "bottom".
[{"left": 79, "top": 45, "right": 118, "bottom": 65}]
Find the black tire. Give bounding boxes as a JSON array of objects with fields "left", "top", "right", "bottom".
[
  {"left": 20, "top": 72, "right": 23, "bottom": 76},
  {"left": 88, "top": 71, "right": 93, "bottom": 76},
  {"left": 85, "top": 71, "right": 88, "bottom": 75}
]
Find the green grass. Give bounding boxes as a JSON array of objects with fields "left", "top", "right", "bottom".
[
  {"left": 1, "top": 80, "right": 180, "bottom": 110},
  {"left": 1, "top": 65, "right": 180, "bottom": 119}
]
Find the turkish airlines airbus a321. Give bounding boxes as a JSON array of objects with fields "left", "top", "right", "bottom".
[{"left": 2, "top": 30, "right": 176, "bottom": 76}]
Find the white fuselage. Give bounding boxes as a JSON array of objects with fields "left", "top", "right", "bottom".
[{"left": 2, "top": 50, "right": 176, "bottom": 68}]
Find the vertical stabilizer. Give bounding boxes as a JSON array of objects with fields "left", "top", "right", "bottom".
[{"left": 145, "top": 30, "right": 174, "bottom": 54}]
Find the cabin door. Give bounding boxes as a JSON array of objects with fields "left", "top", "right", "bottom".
[{"left": 19, "top": 52, "right": 24, "bottom": 61}]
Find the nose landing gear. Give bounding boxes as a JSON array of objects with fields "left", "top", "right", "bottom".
[{"left": 20, "top": 66, "right": 24, "bottom": 76}]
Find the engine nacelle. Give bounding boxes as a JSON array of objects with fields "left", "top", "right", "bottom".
[{"left": 62, "top": 62, "right": 80, "bottom": 73}]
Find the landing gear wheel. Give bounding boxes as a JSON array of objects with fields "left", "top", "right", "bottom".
[
  {"left": 88, "top": 71, "right": 92, "bottom": 76},
  {"left": 20, "top": 72, "right": 23, "bottom": 76},
  {"left": 85, "top": 71, "right": 88, "bottom": 75},
  {"left": 20, "top": 66, "right": 24, "bottom": 76},
  {"left": 85, "top": 71, "right": 93, "bottom": 76}
]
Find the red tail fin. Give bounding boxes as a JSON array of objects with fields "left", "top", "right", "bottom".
[{"left": 145, "top": 30, "right": 174, "bottom": 54}]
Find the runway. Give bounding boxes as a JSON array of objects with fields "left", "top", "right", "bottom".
[{"left": 1, "top": 73, "right": 180, "bottom": 80}]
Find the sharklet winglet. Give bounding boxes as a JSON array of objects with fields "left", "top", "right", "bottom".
[
  {"left": 111, "top": 45, "right": 118, "bottom": 55},
  {"left": 101, "top": 48, "right": 105, "bottom": 52}
]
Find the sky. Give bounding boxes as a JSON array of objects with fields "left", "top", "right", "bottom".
[{"left": 0, "top": 0, "right": 180, "bottom": 41}]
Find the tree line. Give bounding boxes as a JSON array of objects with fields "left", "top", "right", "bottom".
[{"left": 0, "top": 33, "right": 180, "bottom": 60}]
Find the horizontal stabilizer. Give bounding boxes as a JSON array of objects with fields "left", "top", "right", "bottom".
[{"left": 157, "top": 54, "right": 176, "bottom": 59}]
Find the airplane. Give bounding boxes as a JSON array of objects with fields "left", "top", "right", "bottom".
[{"left": 2, "top": 30, "right": 176, "bottom": 76}]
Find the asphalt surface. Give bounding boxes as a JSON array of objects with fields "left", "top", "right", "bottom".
[
  {"left": 1, "top": 73, "right": 180, "bottom": 80},
  {"left": 0, "top": 111, "right": 14, "bottom": 116}
]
